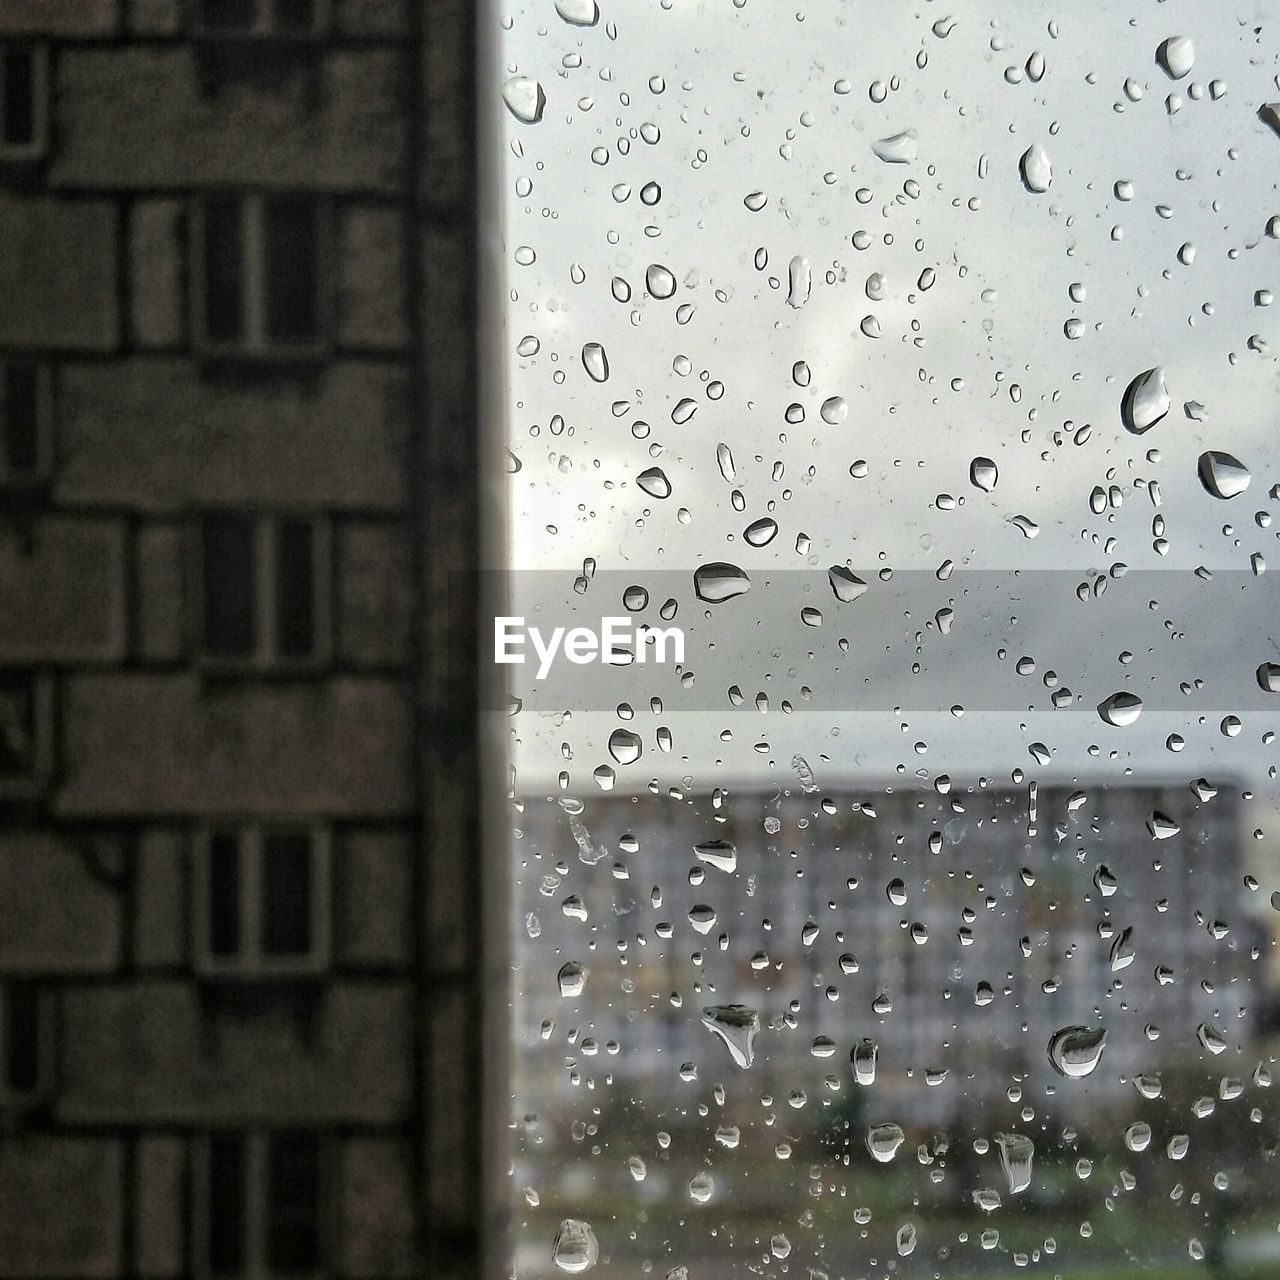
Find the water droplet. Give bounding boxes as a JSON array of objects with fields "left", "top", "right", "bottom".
[
  {"left": 552, "top": 1219, "right": 599, "bottom": 1273},
  {"left": 1109, "top": 926, "right": 1135, "bottom": 971},
  {"left": 503, "top": 76, "right": 546, "bottom": 124},
  {"left": 828, "top": 566, "right": 869, "bottom": 602},
  {"left": 1019, "top": 144, "right": 1052, "bottom": 193},
  {"left": 671, "top": 398, "right": 698, "bottom": 425},
  {"left": 860, "top": 314, "right": 882, "bottom": 338},
  {"left": 646, "top": 264, "right": 676, "bottom": 299},
  {"left": 687, "top": 1171, "right": 714, "bottom": 1203},
  {"left": 872, "top": 130, "right": 918, "bottom": 164},
  {"left": 1197, "top": 1023, "right": 1228, "bottom": 1055},
  {"left": 608, "top": 729, "right": 642, "bottom": 765},
  {"left": 1009, "top": 514, "right": 1039, "bottom": 538},
  {"left": 743, "top": 190, "right": 767, "bottom": 212},
  {"left": 1098, "top": 691, "right": 1143, "bottom": 727},
  {"left": 1147, "top": 810, "right": 1180, "bottom": 839},
  {"left": 896, "top": 1224, "right": 917, "bottom": 1257},
  {"left": 995, "top": 1132, "right": 1035, "bottom": 1194},
  {"left": 851, "top": 1038, "right": 878, "bottom": 1085},
  {"left": 516, "top": 335, "right": 540, "bottom": 357},
  {"left": 1124, "top": 1122, "right": 1152, "bottom": 1152},
  {"left": 1047, "top": 1025, "right": 1107, "bottom": 1078},
  {"left": 636, "top": 467, "right": 671, "bottom": 499},
  {"left": 694, "top": 563, "right": 751, "bottom": 603},
  {"left": 1121, "top": 367, "right": 1170, "bottom": 434},
  {"left": 866, "top": 272, "right": 887, "bottom": 301},
  {"left": 866, "top": 1122, "right": 905, "bottom": 1162},
  {"left": 970, "top": 457, "right": 998, "bottom": 491},
  {"left": 581, "top": 342, "right": 609, "bottom": 382},
  {"left": 1158, "top": 36, "right": 1194, "bottom": 80},
  {"left": 693, "top": 839, "right": 737, "bottom": 873},
  {"left": 558, "top": 961, "right": 589, "bottom": 998},
  {"left": 818, "top": 395, "right": 849, "bottom": 426},
  {"left": 700, "top": 1004, "right": 760, "bottom": 1069},
  {"left": 1198, "top": 451, "right": 1251, "bottom": 499},
  {"left": 786, "top": 255, "right": 812, "bottom": 308},
  {"left": 716, "top": 443, "right": 735, "bottom": 482},
  {"left": 1257, "top": 662, "right": 1280, "bottom": 692},
  {"left": 744, "top": 517, "right": 778, "bottom": 547}
]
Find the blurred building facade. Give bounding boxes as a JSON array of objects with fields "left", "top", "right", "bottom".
[
  {"left": 517, "top": 781, "right": 1254, "bottom": 1132},
  {"left": 0, "top": 4, "right": 482, "bottom": 1279}
]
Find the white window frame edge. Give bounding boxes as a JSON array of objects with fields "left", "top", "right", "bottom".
[{"left": 192, "top": 822, "right": 332, "bottom": 979}]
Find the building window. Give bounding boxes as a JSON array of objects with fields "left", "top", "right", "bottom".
[
  {"left": 0, "top": 981, "right": 52, "bottom": 1110},
  {"left": 193, "top": 196, "right": 331, "bottom": 361},
  {"left": 0, "top": 44, "right": 48, "bottom": 164},
  {"left": 0, "top": 360, "right": 52, "bottom": 488},
  {"left": 194, "top": 825, "right": 331, "bottom": 978},
  {"left": 196, "top": 0, "right": 330, "bottom": 38},
  {"left": 198, "top": 1133, "right": 324, "bottom": 1279},
  {"left": 0, "top": 671, "right": 53, "bottom": 798},
  {"left": 196, "top": 513, "right": 330, "bottom": 667}
]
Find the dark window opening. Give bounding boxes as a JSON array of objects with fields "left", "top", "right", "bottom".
[
  {"left": 262, "top": 831, "right": 312, "bottom": 957},
  {"left": 2, "top": 48, "right": 34, "bottom": 148},
  {"left": 2, "top": 362, "right": 40, "bottom": 477},
  {"left": 202, "top": 514, "right": 255, "bottom": 658},
  {"left": 267, "top": 1133, "right": 320, "bottom": 1272},
  {"left": 276, "top": 520, "right": 315, "bottom": 659},
  {"left": 274, "top": 0, "right": 316, "bottom": 33},
  {"left": 209, "top": 832, "right": 243, "bottom": 957},
  {"left": 208, "top": 1136, "right": 246, "bottom": 1275},
  {"left": 265, "top": 199, "right": 319, "bottom": 345},
  {"left": 203, "top": 198, "right": 244, "bottom": 345},
  {"left": 201, "top": 0, "right": 257, "bottom": 31},
  {"left": 4, "top": 982, "right": 39, "bottom": 1094},
  {"left": 0, "top": 673, "right": 35, "bottom": 779}
]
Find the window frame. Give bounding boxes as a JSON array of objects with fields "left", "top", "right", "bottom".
[
  {"left": 190, "top": 511, "right": 333, "bottom": 673},
  {"left": 192, "top": 823, "right": 332, "bottom": 981},
  {"left": 0, "top": 670, "right": 54, "bottom": 800},
  {"left": 191, "top": 1131, "right": 331, "bottom": 1280},
  {"left": 0, "top": 42, "right": 49, "bottom": 167},
  {"left": 0, "top": 979, "right": 54, "bottom": 1111},
  {"left": 190, "top": 194, "right": 334, "bottom": 365},
  {"left": 192, "top": 0, "right": 333, "bottom": 41},
  {"left": 0, "top": 358, "right": 54, "bottom": 490}
]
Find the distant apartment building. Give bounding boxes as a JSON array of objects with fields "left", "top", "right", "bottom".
[
  {"left": 0, "top": 4, "right": 481, "bottom": 1279},
  {"left": 517, "top": 781, "right": 1254, "bottom": 1128}
]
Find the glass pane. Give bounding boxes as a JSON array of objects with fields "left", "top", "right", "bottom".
[
  {"left": 2, "top": 48, "right": 34, "bottom": 148},
  {"left": 2, "top": 362, "right": 40, "bottom": 477},
  {"left": 275, "top": 519, "right": 315, "bottom": 659},
  {"left": 4, "top": 980, "right": 39, "bottom": 1093},
  {"left": 203, "top": 198, "right": 245, "bottom": 344},
  {"left": 208, "top": 831, "right": 242, "bottom": 957},
  {"left": 202, "top": 513, "right": 255, "bottom": 658},
  {"left": 264, "top": 198, "right": 319, "bottom": 346},
  {"left": 494, "top": 5, "right": 1280, "bottom": 1279},
  {"left": 207, "top": 1135, "right": 246, "bottom": 1274},
  {"left": 261, "top": 831, "right": 313, "bottom": 957},
  {"left": 267, "top": 1133, "right": 320, "bottom": 1272},
  {"left": 0, "top": 671, "right": 35, "bottom": 780}
]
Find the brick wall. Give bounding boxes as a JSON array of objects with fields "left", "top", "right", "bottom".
[{"left": 0, "top": 2, "right": 480, "bottom": 1276}]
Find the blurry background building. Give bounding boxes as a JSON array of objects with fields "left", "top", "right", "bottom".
[{"left": 0, "top": 3, "right": 483, "bottom": 1278}]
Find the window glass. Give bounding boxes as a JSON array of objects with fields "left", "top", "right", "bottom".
[
  {"left": 209, "top": 831, "right": 242, "bottom": 958},
  {"left": 203, "top": 198, "right": 245, "bottom": 345},
  {"left": 264, "top": 198, "right": 319, "bottom": 345},
  {"left": 2, "top": 48, "right": 34, "bottom": 148},
  {"left": 275, "top": 519, "right": 316, "bottom": 659},
  {"left": 496, "top": 4, "right": 1280, "bottom": 1278},
  {"left": 4, "top": 981, "right": 39, "bottom": 1094},
  {"left": 2, "top": 362, "right": 41, "bottom": 478},
  {"left": 0, "top": 672, "right": 35, "bottom": 780},
  {"left": 202, "top": 513, "right": 255, "bottom": 658},
  {"left": 267, "top": 1133, "right": 320, "bottom": 1272},
  {"left": 207, "top": 1135, "right": 246, "bottom": 1275},
  {"left": 262, "top": 831, "right": 313, "bottom": 957}
]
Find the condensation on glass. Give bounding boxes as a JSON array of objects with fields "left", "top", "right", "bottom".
[{"left": 493, "top": 3, "right": 1280, "bottom": 1276}]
